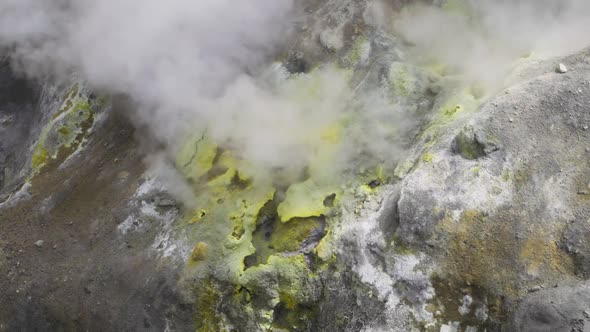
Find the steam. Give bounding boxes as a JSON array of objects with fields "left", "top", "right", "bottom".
[
  {"left": 0, "top": 0, "right": 297, "bottom": 154},
  {"left": 2, "top": 0, "right": 293, "bottom": 93},
  {"left": 395, "top": 0, "right": 590, "bottom": 90},
  {"left": 2, "top": 0, "right": 590, "bottom": 190},
  {"left": 0, "top": 0, "right": 396, "bottom": 181}
]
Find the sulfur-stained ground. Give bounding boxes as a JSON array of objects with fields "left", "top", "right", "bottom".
[{"left": 0, "top": 93, "right": 193, "bottom": 331}]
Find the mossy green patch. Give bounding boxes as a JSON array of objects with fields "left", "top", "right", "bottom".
[
  {"left": 56, "top": 99, "right": 94, "bottom": 147},
  {"left": 181, "top": 145, "right": 277, "bottom": 281},
  {"left": 269, "top": 217, "right": 323, "bottom": 252},
  {"left": 346, "top": 36, "right": 370, "bottom": 66},
  {"left": 314, "top": 228, "right": 338, "bottom": 262},
  {"left": 389, "top": 62, "right": 413, "bottom": 96},
  {"left": 277, "top": 179, "right": 338, "bottom": 222},
  {"left": 189, "top": 209, "right": 209, "bottom": 224},
  {"left": 392, "top": 234, "right": 415, "bottom": 256},
  {"left": 441, "top": 209, "right": 575, "bottom": 298},
  {"left": 191, "top": 242, "right": 209, "bottom": 263},
  {"left": 57, "top": 125, "right": 71, "bottom": 137},
  {"left": 248, "top": 202, "right": 325, "bottom": 266},
  {"left": 443, "top": 104, "right": 463, "bottom": 117},
  {"left": 239, "top": 254, "right": 320, "bottom": 307},
  {"left": 272, "top": 301, "right": 318, "bottom": 331},
  {"left": 418, "top": 87, "right": 481, "bottom": 148},
  {"left": 194, "top": 279, "right": 228, "bottom": 332},
  {"left": 421, "top": 152, "right": 434, "bottom": 163},
  {"left": 453, "top": 130, "right": 486, "bottom": 160},
  {"left": 31, "top": 147, "right": 50, "bottom": 170},
  {"left": 227, "top": 254, "right": 321, "bottom": 330},
  {"left": 439, "top": 88, "right": 479, "bottom": 119},
  {"left": 177, "top": 66, "right": 387, "bottom": 329},
  {"left": 30, "top": 83, "right": 99, "bottom": 173},
  {"left": 428, "top": 274, "right": 507, "bottom": 330},
  {"left": 388, "top": 62, "right": 437, "bottom": 104},
  {"left": 472, "top": 166, "right": 481, "bottom": 175},
  {"left": 50, "top": 84, "right": 79, "bottom": 121},
  {"left": 176, "top": 134, "right": 218, "bottom": 182}
]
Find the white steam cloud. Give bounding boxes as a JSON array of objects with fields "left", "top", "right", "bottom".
[
  {"left": 1, "top": 0, "right": 303, "bottom": 164},
  {"left": 1, "top": 0, "right": 399, "bottom": 181},
  {"left": 395, "top": 0, "right": 590, "bottom": 90},
  {"left": 2, "top": 0, "right": 590, "bottom": 187}
]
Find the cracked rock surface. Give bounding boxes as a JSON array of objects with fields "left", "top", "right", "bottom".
[{"left": 1, "top": 1, "right": 590, "bottom": 331}]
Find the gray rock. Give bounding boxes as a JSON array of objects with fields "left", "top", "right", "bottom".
[
  {"left": 557, "top": 63, "right": 568, "bottom": 73},
  {"left": 562, "top": 218, "right": 590, "bottom": 278},
  {"left": 391, "top": 48, "right": 590, "bottom": 327},
  {"left": 0, "top": 114, "right": 13, "bottom": 125},
  {"left": 34, "top": 240, "right": 44, "bottom": 248},
  {"left": 155, "top": 197, "right": 175, "bottom": 207},
  {"left": 450, "top": 125, "right": 499, "bottom": 160},
  {"left": 505, "top": 282, "right": 590, "bottom": 331}
]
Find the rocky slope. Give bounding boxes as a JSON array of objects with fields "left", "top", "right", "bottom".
[{"left": 1, "top": 0, "right": 590, "bottom": 331}]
